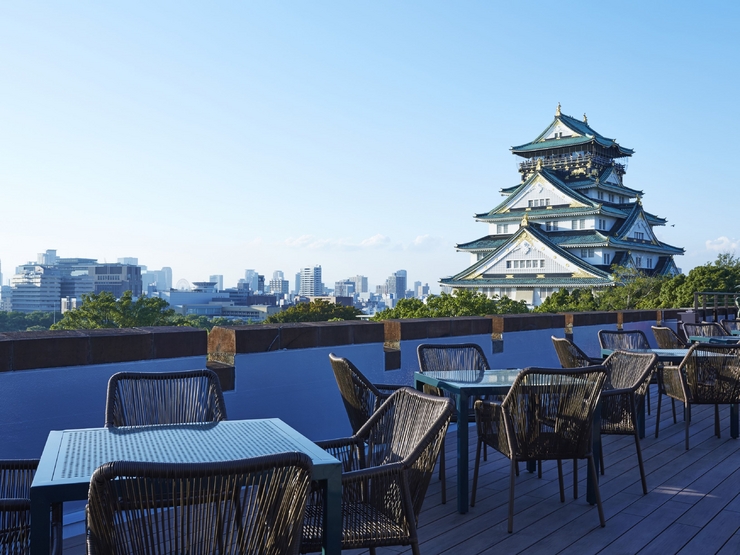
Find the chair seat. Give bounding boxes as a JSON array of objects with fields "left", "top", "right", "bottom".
[{"left": 303, "top": 501, "right": 410, "bottom": 551}]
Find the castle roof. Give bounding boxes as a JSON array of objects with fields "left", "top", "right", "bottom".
[{"left": 511, "top": 110, "right": 634, "bottom": 158}]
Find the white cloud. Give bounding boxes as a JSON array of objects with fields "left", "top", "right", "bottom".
[
  {"left": 408, "top": 234, "right": 446, "bottom": 250},
  {"left": 706, "top": 236, "right": 740, "bottom": 252},
  {"left": 282, "top": 234, "right": 394, "bottom": 251}
]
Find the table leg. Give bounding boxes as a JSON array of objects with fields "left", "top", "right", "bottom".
[
  {"left": 29, "top": 493, "right": 51, "bottom": 555},
  {"left": 322, "top": 467, "right": 342, "bottom": 555},
  {"left": 456, "top": 392, "right": 469, "bottom": 514},
  {"left": 731, "top": 404, "right": 739, "bottom": 439},
  {"left": 587, "top": 404, "right": 602, "bottom": 505}
]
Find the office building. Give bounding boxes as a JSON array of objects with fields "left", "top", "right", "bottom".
[{"left": 299, "top": 266, "right": 322, "bottom": 296}]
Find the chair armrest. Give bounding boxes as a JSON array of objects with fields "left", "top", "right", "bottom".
[
  {"left": 601, "top": 387, "right": 633, "bottom": 398},
  {"left": 341, "top": 461, "right": 405, "bottom": 483},
  {"left": 375, "top": 384, "right": 404, "bottom": 399},
  {"left": 315, "top": 437, "right": 364, "bottom": 470},
  {"left": 474, "top": 400, "right": 509, "bottom": 456}
]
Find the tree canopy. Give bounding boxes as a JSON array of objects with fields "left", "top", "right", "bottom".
[
  {"left": 0, "top": 311, "right": 56, "bottom": 332},
  {"left": 371, "top": 290, "right": 529, "bottom": 320},
  {"left": 52, "top": 291, "right": 176, "bottom": 330},
  {"left": 264, "top": 300, "right": 363, "bottom": 323}
]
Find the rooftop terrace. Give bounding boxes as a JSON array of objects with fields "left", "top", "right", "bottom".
[{"left": 2, "top": 306, "right": 738, "bottom": 554}]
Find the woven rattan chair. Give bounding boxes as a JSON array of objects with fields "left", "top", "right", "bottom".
[
  {"left": 301, "top": 387, "right": 453, "bottom": 555},
  {"left": 471, "top": 366, "right": 607, "bottom": 533},
  {"left": 661, "top": 343, "right": 740, "bottom": 450},
  {"left": 651, "top": 326, "right": 687, "bottom": 349},
  {"left": 86, "top": 453, "right": 312, "bottom": 555},
  {"left": 417, "top": 342, "right": 490, "bottom": 504},
  {"left": 600, "top": 351, "right": 658, "bottom": 494},
  {"left": 680, "top": 322, "right": 729, "bottom": 339},
  {"left": 720, "top": 319, "right": 740, "bottom": 335},
  {"left": 551, "top": 336, "right": 602, "bottom": 368},
  {"left": 598, "top": 330, "right": 656, "bottom": 416},
  {"left": 105, "top": 369, "right": 227, "bottom": 427},
  {"left": 0, "top": 460, "right": 62, "bottom": 555},
  {"left": 328, "top": 353, "right": 402, "bottom": 434}
]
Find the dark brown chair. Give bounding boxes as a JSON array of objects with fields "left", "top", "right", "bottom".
[
  {"left": 328, "top": 353, "right": 402, "bottom": 434},
  {"left": 680, "top": 322, "right": 729, "bottom": 339},
  {"left": 551, "top": 336, "right": 602, "bottom": 368},
  {"left": 471, "top": 367, "right": 607, "bottom": 533},
  {"left": 105, "top": 369, "right": 227, "bottom": 427},
  {"left": 598, "top": 330, "right": 656, "bottom": 415},
  {"left": 301, "top": 388, "right": 453, "bottom": 555},
  {"left": 651, "top": 326, "right": 687, "bottom": 349},
  {"left": 600, "top": 350, "right": 658, "bottom": 493},
  {"left": 86, "top": 453, "right": 313, "bottom": 555},
  {"left": 417, "top": 342, "right": 490, "bottom": 504},
  {"left": 662, "top": 343, "right": 740, "bottom": 449},
  {"left": 720, "top": 319, "right": 740, "bottom": 335},
  {"left": 0, "top": 460, "right": 61, "bottom": 555}
]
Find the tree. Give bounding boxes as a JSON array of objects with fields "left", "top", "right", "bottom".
[
  {"left": 661, "top": 253, "right": 740, "bottom": 308},
  {"left": 0, "top": 311, "right": 56, "bottom": 332},
  {"left": 264, "top": 300, "right": 363, "bottom": 323},
  {"left": 371, "top": 290, "right": 529, "bottom": 320},
  {"left": 595, "top": 266, "right": 667, "bottom": 311},
  {"left": 51, "top": 291, "right": 177, "bottom": 330},
  {"left": 534, "top": 288, "right": 598, "bottom": 313}
]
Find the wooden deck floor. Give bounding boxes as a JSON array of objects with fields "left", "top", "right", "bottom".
[{"left": 62, "top": 386, "right": 740, "bottom": 554}]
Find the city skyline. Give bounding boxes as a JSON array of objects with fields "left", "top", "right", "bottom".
[{"left": 2, "top": 3, "right": 738, "bottom": 291}]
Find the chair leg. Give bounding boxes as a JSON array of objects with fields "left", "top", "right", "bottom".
[
  {"left": 370, "top": 548, "right": 377, "bottom": 555},
  {"left": 715, "top": 404, "right": 721, "bottom": 438},
  {"left": 508, "top": 458, "right": 517, "bottom": 533},
  {"left": 633, "top": 431, "right": 648, "bottom": 494},
  {"left": 672, "top": 398, "right": 677, "bottom": 423},
  {"left": 573, "top": 459, "right": 578, "bottom": 499},
  {"left": 599, "top": 446, "right": 605, "bottom": 475},
  {"left": 438, "top": 436, "right": 446, "bottom": 504},
  {"left": 685, "top": 403, "right": 691, "bottom": 450},
  {"left": 557, "top": 460, "right": 565, "bottom": 502},
  {"left": 471, "top": 439, "right": 482, "bottom": 507},
  {"left": 587, "top": 454, "right": 606, "bottom": 527},
  {"left": 646, "top": 385, "right": 651, "bottom": 415},
  {"left": 538, "top": 460, "right": 542, "bottom": 479}
]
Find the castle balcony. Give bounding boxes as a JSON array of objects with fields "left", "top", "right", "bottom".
[
  {"left": 519, "top": 152, "right": 627, "bottom": 176},
  {"left": 4, "top": 309, "right": 740, "bottom": 554}
]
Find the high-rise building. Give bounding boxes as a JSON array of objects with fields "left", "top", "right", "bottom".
[
  {"left": 299, "top": 266, "right": 322, "bottom": 296},
  {"left": 350, "top": 275, "right": 368, "bottom": 293},
  {"left": 334, "top": 280, "right": 355, "bottom": 297},
  {"left": 244, "top": 270, "right": 259, "bottom": 292},
  {"left": 117, "top": 257, "right": 139, "bottom": 266},
  {"left": 89, "top": 263, "right": 142, "bottom": 298},
  {"left": 385, "top": 270, "right": 407, "bottom": 299},
  {"left": 442, "top": 105, "right": 683, "bottom": 307},
  {"left": 269, "top": 271, "right": 289, "bottom": 297},
  {"left": 209, "top": 275, "right": 224, "bottom": 291},
  {"left": 11, "top": 266, "right": 62, "bottom": 313}
]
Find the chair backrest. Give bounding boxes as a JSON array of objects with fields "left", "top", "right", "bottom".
[
  {"left": 501, "top": 367, "right": 607, "bottom": 461},
  {"left": 357, "top": 387, "right": 453, "bottom": 517},
  {"left": 720, "top": 319, "right": 740, "bottom": 334},
  {"left": 86, "top": 453, "right": 312, "bottom": 555},
  {"left": 598, "top": 330, "right": 651, "bottom": 351},
  {"left": 651, "top": 326, "right": 686, "bottom": 349},
  {"left": 679, "top": 344, "right": 740, "bottom": 403},
  {"left": 417, "top": 343, "right": 490, "bottom": 373},
  {"left": 551, "top": 336, "right": 595, "bottom": 368},
  {"left": 105, "top": 369, "right": 227, "bottom": 427},
  {"left": 681, "top": 322, "right": 728, "bottom": 338},
  {"left": 329, "top": 353, "right": 384, "bottom": 434},
  {"left": 0, "top": 459, "right": 38, "bottom": 553}
]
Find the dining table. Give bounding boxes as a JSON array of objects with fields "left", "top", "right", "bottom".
[
  {"left": 414, "top": 368, "right": 602, "bottom": 514},
  {"left": 30, "top": 419, "right": 342, "bottom": 555},
  {"left": 688, "top": 335, "right": 740, "bottom": 344}
]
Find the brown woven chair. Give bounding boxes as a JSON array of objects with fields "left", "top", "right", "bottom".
[
  {"left": 301, "top": 388, "right": 453, "bottom": 555},
  {"left": 598, "top": 330, "right": 657, "bottom": 416},
  {"left": 417, "top": 342, "right": 490, "bottom": 504},
  {"left": 86, "top": 453, "right": 313, "bottom": 555},
  {"left": 105, "top": 369, "right": 227, "bottom": 427},
  {"left": 680, "top": 322, "right": 729, "bottom": 339},
  {"left": 720, "top": 319, "right": 740, "bottom": 335},
  {"left": 0, "top": 460, "right": 62, "bottom": 555},
  {"left": 661, "top": 343, "right": 740, "bottom": 450},
  {"left": 552, "top": 336, "right": 602, "bottom": 368},
  {"left": 471, "top": 366, "right": 607, "bottom": 533},
  {"left": 328, "top": 353, "right": 402, "bottom": 434},
  {"left": 600, "top": 351, "right": 658, "bottom": 494},
  {"left": 651, "top": 326, "right": 687, "bottom": 349}
]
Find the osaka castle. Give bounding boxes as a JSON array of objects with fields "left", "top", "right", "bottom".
[{"left": 441, "top": 105, "right": 683, "bottom": 307}]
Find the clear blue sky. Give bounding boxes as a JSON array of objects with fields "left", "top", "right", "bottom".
[{"left": 2, "top": 2, "right": 738, "bottom": 292}]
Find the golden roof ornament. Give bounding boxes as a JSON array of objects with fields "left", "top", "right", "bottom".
[
  {"left": 583, "top": 113, "right": 588, "bottom": 123},
  {"left": 536, "top": 158, "right": 543, "bottom": 170},
  {"left": 636, "top": 195, "right": 642, "bottom": 206},
  {"left": 521, "top": 213, "right": 529, "bottom": 227},
  {"left": 556, "top": 103, "right": 561, "bottom": 116}
]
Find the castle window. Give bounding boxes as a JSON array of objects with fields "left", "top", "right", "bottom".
[
  {"left": 634, "top": 231, "right": 645, "bottom": 240},
  {"left": 545, "top": 198, "right": 550, "bottom": 206},
  {"left": 597, "top": 191, "right": 604, "bottom": 200},
  {"left": 609, "top": 193, "right": 614, "bottom": 202},
  {"left": 581, "top": 248, "right": 594, "bottom": 259},
  {"left": 497, "top": 224, "right": 509, "bottom": 234},
  {"left": 506, "top": 261, "right": 511, "bottom": 269},
  {"left": 540, "top": 260, "right": 545, "bottom": 268},
  {"left": 647, "top": 258, "right": 653, "bottom": 269},
  {"left": 604, "top": 253, "right": 611, "bottom": 265},
  {"left": 546, "top": 221, "right": 553, "bottom": 231},
  {"left": 528, "top": 200, "right": 533, "bottom": 208}
]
